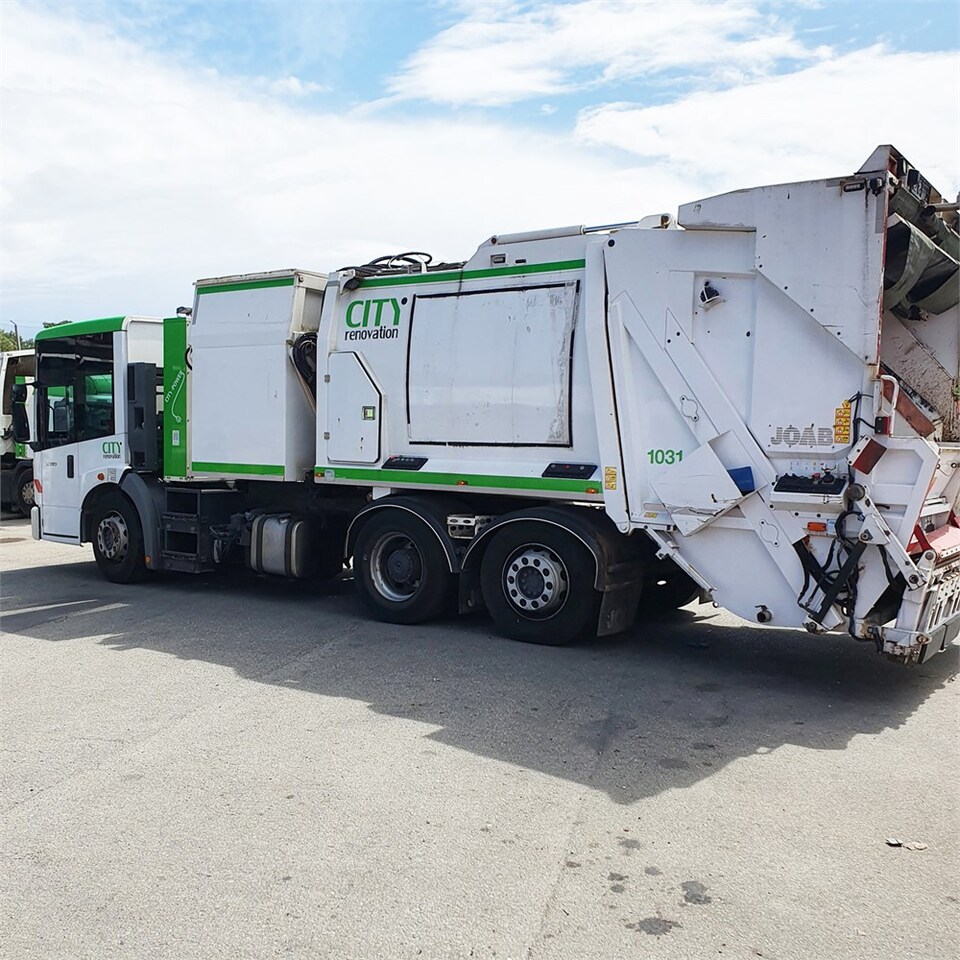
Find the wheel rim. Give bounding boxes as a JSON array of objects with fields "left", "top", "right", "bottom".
[
  {"left": 96, "top": 511, "right": 129, "bottom": 561},
  {"left": 502, "top": 544, "right": 569, "bottom": 619},
  {"left": 19, "top": 479, "right": 34, "bottom": 507},
  {"left": 370, "top": 533, "right": 423, "bottom": 602}
]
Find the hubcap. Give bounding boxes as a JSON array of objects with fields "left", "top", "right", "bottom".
[
  {"left": 502, "top": 544, "right": 568, "bottom": 618},
  {"left": 96, "top": 512, "right": 129, "bottom": 562},
  {"left": 19, "top": 480, "right": 34, "bottom": 507},
  {"left": 370, "top": 533, "right": 423, "bottom": 602}
]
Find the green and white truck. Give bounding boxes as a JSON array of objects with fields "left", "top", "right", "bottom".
[
  {"left": 1, "top": 349, "right": 36, "bottom": 516},
  {"left": 15, "top": 146, "right": 960, "bottom": 661}
]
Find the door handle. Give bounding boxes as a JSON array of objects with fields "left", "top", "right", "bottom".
[{"left": 67, "top": 455, "right": 75, "bottom": 478}]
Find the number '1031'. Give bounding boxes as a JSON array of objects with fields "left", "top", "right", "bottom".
[{"left": 647, "top": 449, "right": 683, "bottom": 465}]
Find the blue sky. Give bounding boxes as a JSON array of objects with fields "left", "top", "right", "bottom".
[
  {"left": 41, "top": 1, "right": 957, "bottom": 121},
  {"left": 2, "top": 0, "right": 958, "bottom": 334}
]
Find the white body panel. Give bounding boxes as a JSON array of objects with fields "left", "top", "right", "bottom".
[
  {"left": 406, "top": 283, "right": 578, "bottom": 446},
  {"left": 189, "top": 271, "right": 325, "bottom": 480},
  {"left": 315, "top": 263, "right": 603, "bottom": 499},
  {"left": 327, "top": 352, "right": 381, "bottom": 463}
]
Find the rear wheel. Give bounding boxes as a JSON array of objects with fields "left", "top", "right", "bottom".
[
  {"left": 13, "top": 466, "right": 34, "bottom": 517},
  {"left": 354, "top": 511, "right": 455, "bottom": 624},
  {"left": 480, "top": 522, "right": 601, "bottom": 645},
  {"left": 642, "top": 563, "right": 699, "bottom": 615},
  {"left": 91, "top": 492, "right": 147, "bottom": 584}
]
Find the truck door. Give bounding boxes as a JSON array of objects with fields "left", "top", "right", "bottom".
[
  {"left": 326, "top": 352, "right": 381, "bottom": 463},
  {"left": 34, "top": 334, "right": 118, "bottom": 541}
]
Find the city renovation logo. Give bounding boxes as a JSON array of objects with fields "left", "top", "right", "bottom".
[{"left": 343, "top": 297, "right": 407, "bottom": 341}]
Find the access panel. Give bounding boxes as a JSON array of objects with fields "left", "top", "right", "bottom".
[{"left": 406, "top": 283, "right": 578, "bottom": 446}]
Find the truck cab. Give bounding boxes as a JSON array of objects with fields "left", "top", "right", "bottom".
[
  {"left": 1, "top": 349, "right": 36, "bottom": 515},
  {"left": 30, "top": 316, "right": 162, "bottom": 541}
]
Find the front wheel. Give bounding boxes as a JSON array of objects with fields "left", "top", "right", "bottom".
[
  {"left": 91, "top": 492, "right": 147, "bottom": 584},
  {"left": 480, "top": 522, "right": 601, "bottom": 645},
  {"left": 354, "top": 511, "right": 455, "bottom": 624},
  {"left": 13, "top": 466, "right": 34, "bottom": 517}
]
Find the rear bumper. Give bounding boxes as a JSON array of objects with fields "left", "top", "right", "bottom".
[
  {"left": 879, "top": 555, "right": 960, "bottom": 663},
  {"left": 880, "top": 614, "right": 960, "bottom": 663}
]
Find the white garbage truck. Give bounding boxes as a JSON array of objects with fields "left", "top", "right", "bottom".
[
  {"left": 16, "top": 145, "right": 960, "bottom": 662},
  {"left": 1, "top": 349, "right": 36, "bottom": 516}
]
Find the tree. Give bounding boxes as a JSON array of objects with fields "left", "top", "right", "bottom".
[{"left": 0, "top": 328, "right": 32, "bottom": 351}]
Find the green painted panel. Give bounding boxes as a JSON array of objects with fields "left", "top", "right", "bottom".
[
  {"left": 34, "top": 316, "right": 125, "bottom": 341},
  {"left": 192, "top": 461, "right": 284, "bottom": 477},
  {"left": 314, "top": 465, "right": 600, "bottom": 494},
  {"left": 13, "top": 376, "right": 27, "bottom": 459},
  {"left": 196, "top": 277, "right": 295, "bottom": 296},
  {"left": 357, "top": 259, "right": 587, "bottom": 289},
  {"left": 163, "top": 316, "right": 189, "bottom": 479}
]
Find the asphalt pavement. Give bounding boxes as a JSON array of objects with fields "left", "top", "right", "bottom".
[{"left": 1, "top": 514, "right": 957, "bottom": 960}]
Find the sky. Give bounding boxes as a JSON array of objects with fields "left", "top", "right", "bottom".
[{"left": 1, "top": 0, "right": 958, "bottom": 337}]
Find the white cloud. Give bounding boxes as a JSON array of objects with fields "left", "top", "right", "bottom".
[
  {"left": 0, "top": 3, "right": 690, "bottom": 332},
  {"left": 1, "top": 3, "right": 956, "bottom": 337},
  {"left": 575, "top": 46, "right": 960, "bottom": 195},
  {"left": 388, "top": 0, "right": 828, "bottom": 106},
  {"left": 255, "top": 75, "right": 331, "bottom": 98}
]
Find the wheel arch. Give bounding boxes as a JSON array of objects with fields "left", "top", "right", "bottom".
[
  {"left": 119, "top": 472, "right": 164, "bottom": 570},
  {"left": 461, "top": 504, "right": 649, "bottom": 591},
  {"left": 12, "top": 459, "right": 33, "bottom": 486},
  {"left": 80, "top": 482, "right": 123, "bottom": 542},
  {"left": 80, "top": 472, "right": 164, "bottom": 571},
  {"left": 345, "top": 495, "right": 460, "bottom": 573}
]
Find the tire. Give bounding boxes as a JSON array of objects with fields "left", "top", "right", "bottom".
[
  {"left": 13, "top": 466, "right": 34, "bottom": 517},
  {"left": 91, "top": 491, "right": 147, "bottom": 584},
  {"left": 354, "top": 511, "right": 455, "bottom": 624},
  {"left": 642, "top": 564, "right": 699, "bottom": 615},
  {"left": 480, "top": 522, "right": 601, "bottom": 645}
]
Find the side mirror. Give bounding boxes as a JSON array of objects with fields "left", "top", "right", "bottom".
[
  {"left": 12, "top": 399, "right": 30, "bottom": 443},
  {"left": 11, "top": 384, "right": 30, "bottom": 443}
]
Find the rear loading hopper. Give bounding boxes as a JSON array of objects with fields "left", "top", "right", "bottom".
[{"left": 654, "top": 145, "right": 960, "bottom": 661}]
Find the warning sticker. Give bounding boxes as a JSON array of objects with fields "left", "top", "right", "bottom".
[
  {"left": 834, "top": 399, "right": 851, "bottom": 445},
  {"left": 603, "top": 467, "right": 618, "bottom": 490}
]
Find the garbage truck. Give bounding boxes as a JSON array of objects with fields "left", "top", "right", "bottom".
[
  {"left": 15, "top": 145, "right": 960, "bottom": 662},
  {"left": 1, "top": 349, "right": 35, "bottom": 516}
]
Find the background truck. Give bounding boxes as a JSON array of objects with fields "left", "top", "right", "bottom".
[
  {"left": 1, "top": 349, "right": 36, "bottom": 516},
  {"left": 15, "top": 145, "right": 960, "bottom": 663}
]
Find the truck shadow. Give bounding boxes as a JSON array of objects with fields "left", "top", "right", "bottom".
[{"left": 2, "top": 550, "right": 957, "bottom": 806}]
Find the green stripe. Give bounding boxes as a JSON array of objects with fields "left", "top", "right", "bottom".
[
  {"left": 357, "top": 259, "right": 586, "bottom": 289},
  {"left": 314, "top": 465, "right": 599, "bottom": 494},
  {"left": 192, "top": 461, "right": 284, "bottom": 476},
  {"left": 196, "top": 277, "right": 296, "bottom": 296},
  {"left": 163, "top": 316, "right": 189, "bottom": 479},
  {"left": 35, "top": 316, "right": 126, "bottom": 341}
]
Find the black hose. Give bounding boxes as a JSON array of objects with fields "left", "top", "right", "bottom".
[{"left": 291, "top": 333, "right": 318, "bottom": 399}]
